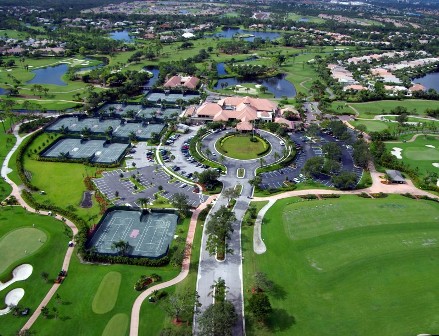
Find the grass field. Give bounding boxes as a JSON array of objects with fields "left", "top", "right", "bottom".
[
  {"left": 243, "top": 195, "right": 439, "bottom": 336},
  {"left": 0, "top": 206, "right": 69, "bottom": 336},
  {"left": 341, "top": 100, "right": 439, "bottom": 119},
  {"left": 30, "top": 217, "right": 191, "bottom": 336},
  {"left": 385, "top": 135, "right": 439, "bottom": 176},
  {"left": 0, "top": 228, "right": 47, "bottom": 274},
  {"left": 218, "top": 135, "right": 267, "bottom": 160},
  {"left": 0, "top": 118, "right": 16, "bottom": 201},
  {"left": 350, "top": 119, "right": 391, "bottom": 132},
  {"left": 92, "top": 271, "right": 122, "bottom": 314}
]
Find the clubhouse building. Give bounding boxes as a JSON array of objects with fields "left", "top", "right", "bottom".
[{"left": 183, "top": 96, "right": 278, "bottom": 129}]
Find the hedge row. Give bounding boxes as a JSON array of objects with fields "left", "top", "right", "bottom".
[{"left": 16, "top": 129, "right": 44, "bottom": 191}]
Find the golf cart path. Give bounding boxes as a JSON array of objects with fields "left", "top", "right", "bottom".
[
  {"left": 0, "top": 124, "right": 78, "bottom": 332},
  {"left": 129, "top": 195, "right": 215, "bottom": 336}
]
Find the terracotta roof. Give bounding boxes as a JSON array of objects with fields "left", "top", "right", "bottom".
[
  {"left": 196, "top": 102, "right": 223, "bottom": 117},
  {"left": 275, "top": 117, "right": 294, "bottom": 129},
  {"left": 163, "top": 76, "right": 181, "bottom": 88},
  {"left": 184, "top": 76, "right": 200, "bottom": 89},
  {"left": 409, "top": 83, "right": 425, "bottom": 92},
  {"left": 236, "top": 120, "right": 253, "bottom": 131}
]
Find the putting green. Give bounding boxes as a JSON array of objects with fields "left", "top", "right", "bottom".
[
  {"left": 0, "top": 228, "right": 46, "bottom": 274},
  {"left": 92, "top": 272, "right": 121, "bottom": 314},
  {"left": 405, "top": 147, "right": 439, "bottom": 161},
  {"left": 102, "top": 313, "right": 129, "bottom": 336}
]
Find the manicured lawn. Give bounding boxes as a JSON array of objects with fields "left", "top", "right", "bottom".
[
  {"left": 137, "top": 218, "right": 205, "bottom": 335},
  {"left": 243, "top": 195, "right": 439, "bottom": 336},
  {"left": 92, "top": 271, "right": 122, "bottom": 314},
  {"left": 385, "top": 135, "right": 439, "bottom": 176},
  {"left": 346, "top": 100, "right": 439, "bottom": 119},
  {"left": 0, "top": 228, "right": 47, "bottom": 274},
  {"left": 217, "top": 135, "right": 268, "bottom": 160},
  {"left": 0, "top": 118, "right": 16, "bottom": 201},
  {"left": 350, "top": 119, "right": 391, "bottom": 132},
  {"left": 0, "top": 206, "right": 69, "bottom": 336},
  {"left": 30, "top": 218, "right": 191, "bottom": 336}
]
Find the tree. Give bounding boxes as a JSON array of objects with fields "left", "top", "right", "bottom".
[
  {"left": 303, "top": 156, "right": 324, "bottom": 177},
  {"left": 205, "top": 206, "right": 236, "bottom": 256},
  {"left": 171, "top": 193, "right": 190, "bottom": 216},
  {"left": 197, "top": 169, "right": 220, "bottom": 187},
  {"left": 41, "top": 306, "right": 49, "bottom": 318},
  {"left": 161, "top": 290, "right": 200, "bottom": 323},
  {"left": 248, "top": 292, "right": 272, "bottom": 323},
  {"left": 198, "top": 301, "right": 238, "bottom": 336},
  {"left": 332, "top": 171, "right": 358, "bottom": 190},
  {"left": 209, "top": 277, "right": 228, "bottom": 303},
  {"left": 306, "top": 123, "right": 320, "bottom": 138},
  {"left": 249, "top": 176, "right": 262, "bottom": 188},
  {"left": 355, "top": 124, "right": 367, "bottom": 134},
  {"left": 396, "top": 113, "right": 408, "bottom": 125},
  {"left": 137, "top": 197, "right": 150, "bottom": 209},
  {"left": 253, "top": 272, "right": 274, "bottom": 292},
  {"left": 111, "top": 240, "right": 130, "bottom": 256},
  {"left": 322, "top": 159, "right": 341, "bottom": 175},
  {"left": 322, "top": 142, "right": 342, "bottom": 161},
  {"left": 222, "top": 187, "right": 239, "bottom": 203}
]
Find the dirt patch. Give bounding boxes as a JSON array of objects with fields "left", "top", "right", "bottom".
[{"left": 80, "top": 191, "right": 93, "bottom": 208}]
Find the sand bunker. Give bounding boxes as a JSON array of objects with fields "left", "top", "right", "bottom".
[
  {"left": 433, "top": 163, "right": 439, "bottom": 168},
  {"left": 0, "top": 288, "right": 25, "bottom": 315},
  {"left": 391, "top": 147, "right": 403, "bottom": 159},
  {"left": 0, "top": 264, "right": 33, "bottom": 291},
  {"left": 426, "top": 145, "right": 436, "bottom": 148}
]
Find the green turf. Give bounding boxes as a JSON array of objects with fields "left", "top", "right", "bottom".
[
  {"left": 345, "top": 100, "right": 439, "bottom": 119},
  {"left": 92, "top": 272, "right": 122, "bottom": 314},
  {"left": 350, "top": 120, "right": 390, "bottom": 132},
  {"left": 0, "top": 118, "right": 16, "bottom": 201},
  {"left": 217, "top": 135, "right": 267, "bottom": 160},
  {"left": 243, "top": 195, "right": 439, "bottom": 336},
  {"left": 0, "top": 206, "right": 69, "bottom": 335},
  {"left": 102, "top": 313, "right": 129, "bottom": 336},
  {"left": 385, "top": 135, "right": 439, "bottom": 176},
  {"left": 0, "top": 228, "right": 47, "bottom": 274},
  {"left": 30, "top": 217, "right": 191, "bottom": 336}
]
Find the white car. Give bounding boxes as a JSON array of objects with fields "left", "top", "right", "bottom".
[{"left": 280, "top": 141, "right": 285, "bottom": 146}]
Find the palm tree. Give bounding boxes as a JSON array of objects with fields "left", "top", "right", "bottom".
[
  {"left": 137, "top": 197, "right": 150, "bottom": 209},
  {"left": 208, "top": 277, "right": 228, "bottom": 303},
  {"left": 128, "top": 131, "right": 137, "bottom": 143},
  {"left": 111, "top": 240, "right": 130, "bottom": 256}
]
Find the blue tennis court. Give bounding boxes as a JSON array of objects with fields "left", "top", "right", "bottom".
[{"left": 88, "top": 210, "right": 179, "bottom": 258}]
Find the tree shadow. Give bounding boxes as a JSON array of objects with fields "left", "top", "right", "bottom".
[
  {"left": 270, "top": 282, "right": 287, "bottom": 301},
  {"left": 267, "top": 308, "right": 295, "bottom": 332},
  {"left": 60, "top": 315, "right": 71, "bottom": 321}
]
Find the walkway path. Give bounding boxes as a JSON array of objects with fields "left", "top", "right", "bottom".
[
  {"left": 253, "top": 200, "right": 274, "bottom": 254},
  {"left": 129, "top": 195, "right": 215, "bottom": 336},
  {"left": 0, "top": 124, "right": 78, "bottom": 332}
]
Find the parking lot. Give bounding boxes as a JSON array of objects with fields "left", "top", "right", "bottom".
[
  {"left": 93, "top": 166, "right": 207, "bottom": 208},
  {"left": 260, "top": 131, "right": 363, "bottom": 189}
]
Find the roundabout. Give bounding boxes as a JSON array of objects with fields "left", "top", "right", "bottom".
[{"left": 216, "top": 133, "right": 270, "bottom": 160}]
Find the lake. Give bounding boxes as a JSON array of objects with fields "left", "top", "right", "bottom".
[
  {"left": 214, "top": 73, "right": 296, "bottom": 98},
  {"left": 413, "top": 72, "right": 439, "bottom": 92},
  {"left": 109, "top": 30, "right": 134, "bottom": 42},
  {"left": 212, "top": 28, "right": 280, "bottom": 42},
  {"left": 27, "top": 63, "right": 68, "bottom": 86}
]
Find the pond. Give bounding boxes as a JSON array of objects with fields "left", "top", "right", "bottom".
[
  {"left": 109, "top": 30, "right": 134, "bottom": 42},
  {"left": 144, "top": 66, "right": 160, "bottom": 87},
  {"left": 0, "top": 87, "right": 7, "bottom": 95},
  {"left": 413, "top": 72, "right": 439, "bottom": 92},
  {"left": 26, "top": 63, "right": 68, "bottom": 86},
  {"left": 215, "top": 62, "right": 296, "bottom": 98},
  {"left": 211, "top": 28, "right": 280, "bottom": 42}
]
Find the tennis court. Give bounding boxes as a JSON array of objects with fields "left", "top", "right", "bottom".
[
  {"left": 145, "top": 92, "right": 200, "bottom": 103},
  {"left": 41, "top": 138, "right": 129, "bottom": 163},
  {"left": 46, "top": 117, "right": 165, "bottom": 140},
  {"left": 88, "top": 210, "right": 179, "bottom": 258}
]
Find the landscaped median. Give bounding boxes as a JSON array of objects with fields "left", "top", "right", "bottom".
[
  {"left": 189, "top": 129, "right": 226, "bottom": 172},
  {"left": 216, "top": 133, "right": 270, "bottom": 160}
]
